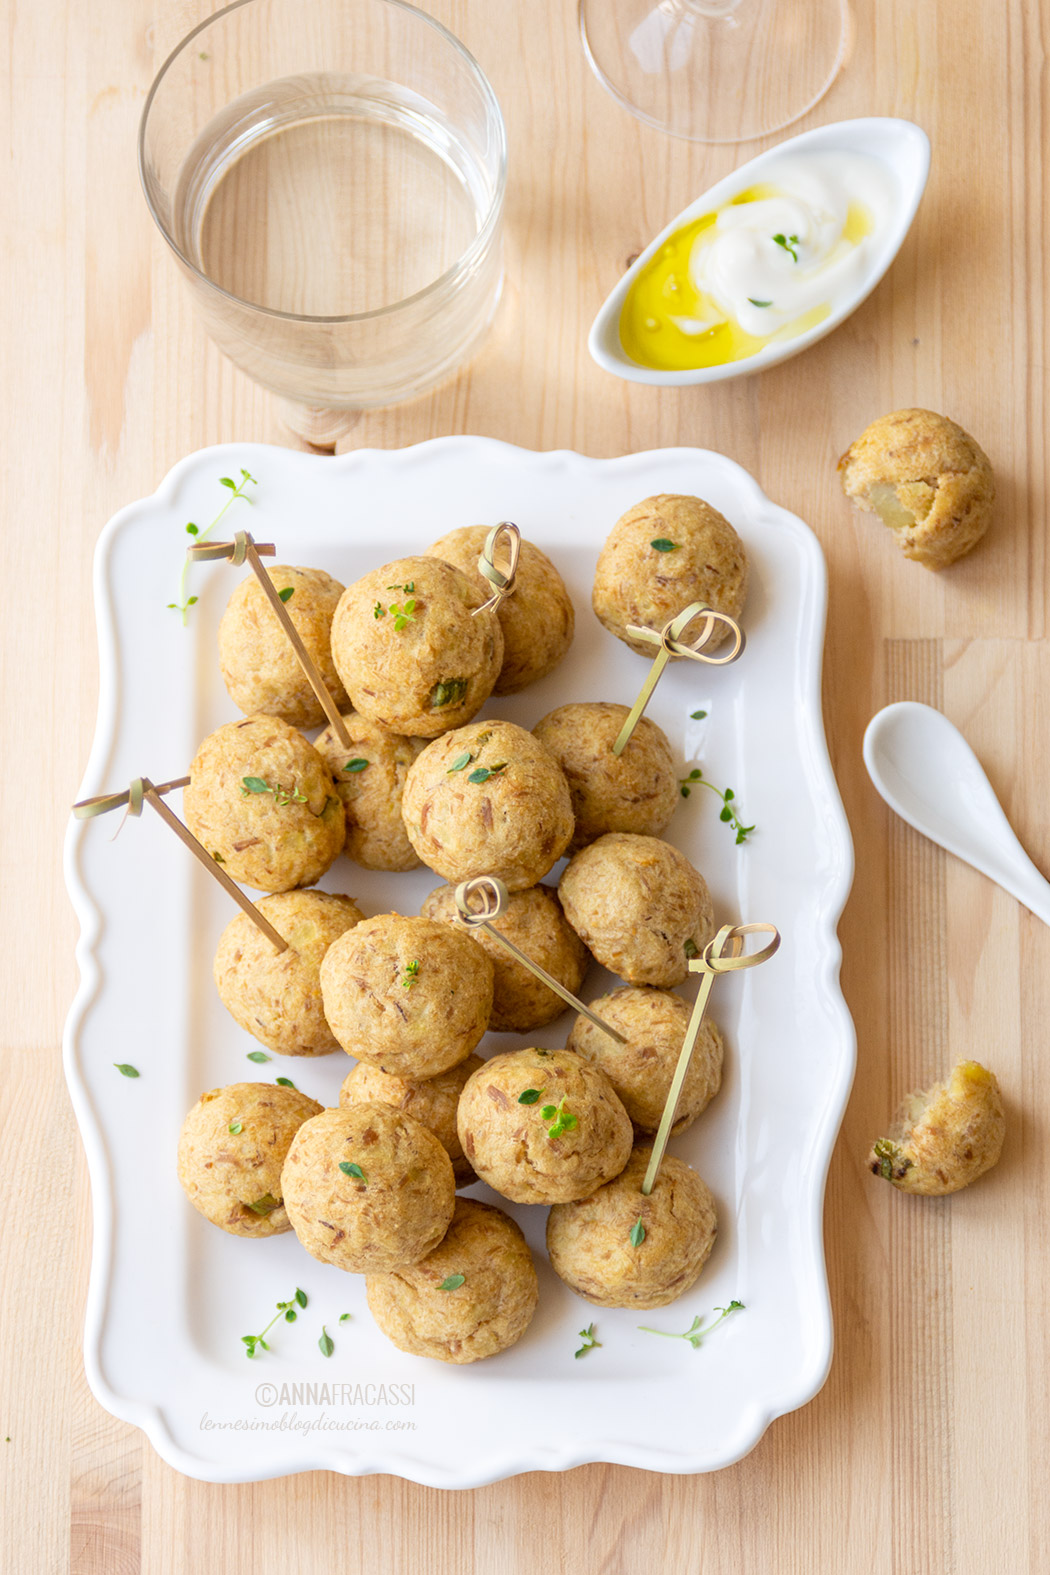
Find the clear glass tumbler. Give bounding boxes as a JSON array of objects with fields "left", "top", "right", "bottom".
[{"left": 139, "top": 0, "right": 507, "bottom": 411}]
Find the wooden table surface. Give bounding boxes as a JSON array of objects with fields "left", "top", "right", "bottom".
[{"left": 4, "top": 0, "right": 1047, "bottom": 1569}]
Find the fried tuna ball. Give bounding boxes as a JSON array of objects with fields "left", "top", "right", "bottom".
[
  {"left": 314, "top": 711, "right": 425, "bottom": 872},
  {"left": 340, "top": 1055, "right": 484, "bottom": 1187},
  {"left": 213, "top": 890, "right": 364, "bottom": 1057},
  {"left": 177, "top": 1082, "right": 323, "bottom": 1237},
  {"left": 546, "top": 1147, "right": 718, "bottom": 1309},
  {"left": 838, "top": 408, "right": 994, "bottom": 569},
  {"left": 330, "top": 556, "right": 503, "bottom": 737},
  {"left": 559, "top": 833, "right": 715, "bottom": 987},
  {"left": 402, "top": 720, "right": 574, "bottom": 892},
  {"left": 532, "top": 702, "right": 678, "bottom": 853},
  {"left": 419, "top": 882, "right": 588, "bottom": 1033},
  {"left": 183, "top": 716, "right": 344, "bottom": 892},
  {"left": 592, "top": 494, "right": 748, "bottom": 656},
  {"left": 320, "top": 913, "right": 494, "bottom": 1078},
  {"left": 457, "top": 1047, "right": 633, "bottom": 1205},
  {"left": 868, "top": 1059, "right": 1005, "bottom": 1196},
  {"left": 425, "top": 525, "right": 575, "bottom": 693},
  {"left": 567, "top": 986, "right": 722, "bottom": 1134},
  {"left": 217, "top": 565, "right": 349, "bottom": 729},
  {"left": 281, "top": 1104, "right": 456, "bottom": 1273},
  {"left": 366, "top": 1198, "right": 538, "bottom": 1363}
]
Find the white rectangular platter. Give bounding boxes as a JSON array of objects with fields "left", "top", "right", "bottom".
[{"left": 64, "top": 438, "right": 854, "bottom": 1486}]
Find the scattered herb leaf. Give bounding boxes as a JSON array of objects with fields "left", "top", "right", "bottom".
[
  {"left": 518, "top": 1088, "right": 543, "bottom": 1105},
  {"left": 575, "top": 1323, "right": 600, "bottom": 1359},
  {"left": 342, "top": 758, "right": 369, "bottom": 774},
  {"left": 438, "top": 1274, "right": 465, "bottom": 1291},
  {"left": 339, "top": 1161, "right": 367, "bottom": 1183},
  {"left": 212, "top": 850, "right": 225, "bottom": 864},
  {"left": 630, "top": 1216, "right": 646, "bottom": 1247},
  {"left": 772, "top": 232, "right": 800, "bottom": 262},
  {"left": 339, "top": 1312, "right": 351, "bottom": 1323},
  {"left": 683, "top": 938, "right": 700, "bottom": 960},
  {"left": 690, "top": 709, "right": 708, "bottom": 720},
  {"left": 748, "top": 298, "right": 773, "bottom": 307},
  {"left": 113, "top": 1063, "right": 139, "bottom": 1078},
  {"left": 650, "top": 538, "right": 679, "bottom": 553},
  {"left": 467, "top": 761, "right": 508, "bottom": 785},
  {"left": 638, "top": 1300, "right": 744, "bottom": 1350},
  {"left": 247, "top": 1050, "right": 271, "bottom": 1063},
  {"left": 229, "top": 1120, "right": 243, "bottom": 1135},
  {"left": 170, "top": 469, "right": 256, "bottom": 624},
  {"left": 275, "top": 1076, "right": 296, "bottom": 1089},
  {"left": 678, "top": 768, "right": 754, "bottom": 842},
  {"left": 447, "top": 751, "right": 473, "bottom": 774},
  {"left": 278, "top": 586, "right": 295, "bottom": 603},
  {"left": 318, "top": 1326, "right": 334, "bottom": 1358},
  {"left": 295, "top": 1288, "right": 308, "bottom": 1308},
  {"left": 429, "top": 678, "right": 468, "bottom": 709}
]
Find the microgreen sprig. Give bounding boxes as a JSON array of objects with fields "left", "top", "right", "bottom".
[
  {"left": 575, "top": 1323, "right": 601, "bottom": 1359},
  {"left": 386, "top": 581, "right": 415, "bottom": 594},
  {"left": 169, "top": 469, "right": 257, "bottom": 624},
  {"left": 401, "top": 960, "right": 420, "bottom": 989},
  {"left": 772, "top": 232, "right": 799, "bottom": 262},
  {"left": 638, "top": 1300, "right": 744, "bottom": 1351},
  {"left": 241, "top": 1287, "right": 307, "bottom": 1358},
  {"left": 374, "top": 597, "right": 417, "bottom": 631},
  {"left": 541, "top": 1095, "right": 577, "bottom": 1140},
  {"left": 679, "top": 769, "right": 754, "bottom": 844},
  {"left": 241, "top": 776, "right": 308, "bottom": 808}
]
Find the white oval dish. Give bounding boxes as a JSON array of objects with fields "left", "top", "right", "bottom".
[{"left": 589, "top": 117, "right": 930, "bottom": 387}]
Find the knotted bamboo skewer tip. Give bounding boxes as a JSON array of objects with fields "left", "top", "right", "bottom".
[
  {"left": 453, "top": 874, "right": 627, "bottom": 1043},
  {"left": 72, "top": 774, "right": 289, "bottom": 954},
  {"left": 612, "top": 601, "right": 746, "bottom": 756}
]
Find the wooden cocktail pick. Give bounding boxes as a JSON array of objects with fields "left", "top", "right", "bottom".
[
  {"left": 189, "top": 530, "right": 353, "bottom": 750},
  {"left": 641, "top": 922, "right": 780, "bottom": 1195},
  {"left": 453, "top": 875, "right": 628, "bottom": 1043},
  {"left": 612, "top": 601, "right": 745, "bottom": 756},
  {"left": 72, "top": 776, "right": 289, "bottom": 953},
  {"left": 472, "top": 522, "right": 521, "bottom": 616}
]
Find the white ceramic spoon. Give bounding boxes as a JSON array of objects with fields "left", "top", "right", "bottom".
[
  {"left": 589, "top": 116, "right": 930, "bottom": 387},
  {"left": 863, "top": 701, "right": 1050, "bottom": 928}
]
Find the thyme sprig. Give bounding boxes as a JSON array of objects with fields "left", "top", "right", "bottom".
[
  {"left": 638, "top": 1300, "right": 744, "bottom": 1350},
  {"left": 242, "top": 1287, "right": 307, "bottom": 1358},
  {"left": 169, "top": 469, "right": 257, "bottom": 624},
  {"left": 679, "top": 769, "right": 754, "bottom": 844},
  {"left": 241, "top": 776, "right": 308, "bottom": 808}
]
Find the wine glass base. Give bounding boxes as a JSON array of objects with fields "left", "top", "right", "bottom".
[{"left": 580, "top": 0, "right": 852, "bottom": 144}]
